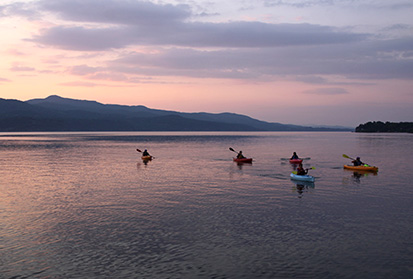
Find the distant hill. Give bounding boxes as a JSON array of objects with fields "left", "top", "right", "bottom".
[
  {"left": 356, "top": 121, "right": 413, "bottom": 133},
  {"left": 0, "top": 95, "right": 352, "bottom": 132}
]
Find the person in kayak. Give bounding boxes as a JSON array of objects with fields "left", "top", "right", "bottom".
[
  {"left": 296, "top": 163, "right": 308, "bottom": 175},
  {"left": 291, "top": 152, "right": 299, "bottom": 160},
  {"left": 237, "top": 151, "right": 246, "bottom": 159},
  {"left": 352, "top": 157, "right": 364, "bottom": 166},
  {"left": 142, "top": 149, "right": 150, "bottom": 156}
]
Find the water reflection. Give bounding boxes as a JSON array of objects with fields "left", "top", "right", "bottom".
[
  {"left": 342, "top": 169, "right": 378, "bottom": 184},
  {"left": 291, "top": 180, "right": 315, "bottom": 198},
  {"left": 2, "top": 132, "right": 413, "bottom": 279},
  {"left": 235, "top": 161, "right": 252, "bottom": 169}
]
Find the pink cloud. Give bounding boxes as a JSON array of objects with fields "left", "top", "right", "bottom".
[
  {"left": 59, "top": 81, "right": 98, "bottom": 87},
  {"left": 10, "top": 65, "right": 36, "bottom": 72},
  {"left": 0, "top": 77, "right": 11, "bottom": 82},
  {"left": 7, "top": 49, "right": 26, "bottom": 56}
]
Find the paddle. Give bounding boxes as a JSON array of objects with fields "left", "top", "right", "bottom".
[
  {"left": 281, "top": 157, "right": 311, "bottom": 160},
  {"left": 229, "top": 147, "right": 238, "bottom": 153},
  {"left": 342, "top": 154, "right": 356, "bottom": 161},
  {"left": 292, "top": 167, "right": 315, "bottom": 175},
  {"left": 342, "top": 154, "right": 369, "bottom": 166},
  {"left": 136, "top": 149, "right": 142, "bottom": 153}
]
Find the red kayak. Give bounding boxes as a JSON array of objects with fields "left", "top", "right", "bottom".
[
  {"left": 289, "top": 159, "right": 303, "bottom": 164},
  {"left": 233, "top": 158, "right": 253, "bottom": 163}
]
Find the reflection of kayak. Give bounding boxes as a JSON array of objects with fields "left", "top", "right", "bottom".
[
  {"left": 233, "top": 158, "right": 253, "bottom": 163},
  {"left": 289, "top": 159, "right": 303, "bottom": 164},
  {"left": 142, "top": 155, "right": 153, "bottom": 160},
  {"left": 291, "top": 179, "right": 315, "bottom": 188},
  {"left": 344, "top": 165, "right": 378, "bottom": 172},
  {"left": 290, "top": 173, "right": 315, "bottom": 182}
]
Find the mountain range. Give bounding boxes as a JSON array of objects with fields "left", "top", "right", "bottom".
[{"left": 0, "top": 95, "right": 352, "bottom": 132}]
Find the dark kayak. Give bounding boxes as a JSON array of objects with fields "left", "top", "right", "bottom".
[{"left": 233, "top": 158, "right": 253, "bottom": 163}]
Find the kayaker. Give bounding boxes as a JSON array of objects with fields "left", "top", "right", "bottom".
[
  {"left": 237, "top": 151, "right": 246, "bottom": 159},
  {"left": 142, "top": 149, "right": 150, "bottom": 156},
  {"left": 352, "top": 157, "right": 364, "bottom": 166},
  {"left": 296, "top": 163, "right": 308, "bottom": 175},
  {"left": 291, "top": 152, "right": 299, "bottom": 160}
]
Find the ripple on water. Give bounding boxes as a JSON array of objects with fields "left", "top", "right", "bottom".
[{"left": 1, "top": 132, "right": 413, "bottom": 278}]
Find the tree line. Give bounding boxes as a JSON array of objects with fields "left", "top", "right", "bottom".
[{"left": 355, "top": 121, "right": 413, "bottom": 133}]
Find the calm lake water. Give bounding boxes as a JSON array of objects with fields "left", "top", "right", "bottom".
[{"left": 1, "top": 132, "right": 412, "bottom": 279}]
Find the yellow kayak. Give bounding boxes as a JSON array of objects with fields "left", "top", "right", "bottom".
[
  {"left": 344, "top": 165, "right": 378, "bottom": 172},
  {"left": 141, "top": 155, "right": 153, "bottom": 160}
]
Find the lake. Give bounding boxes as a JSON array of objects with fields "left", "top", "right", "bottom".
[{"left": 1, "top": 132, "right": 412, "bottom": 279}]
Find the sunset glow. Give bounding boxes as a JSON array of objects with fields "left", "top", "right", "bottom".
[{"left": 1, "top": 0, "right": 412, "bottom": 127}]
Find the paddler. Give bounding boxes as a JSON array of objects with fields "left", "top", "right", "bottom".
[
  {"left": 142, "top": 149, "right": 150, "bottom": 156},
  {"left": 352, "top": 157, "right": 364, "bottom": 166},
  {"left": 291, "top": 152, "right": 299, "bottom": 160},
  {"left": 296, "top": 163, "right": 308, "bottom": 175},
  {"left": 237, "top": 151, "right": 246, "bottom": 159}
]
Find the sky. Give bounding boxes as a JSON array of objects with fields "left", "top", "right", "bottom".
[{"left": 1, "top": 0, "right": 412, "bottom": 127}]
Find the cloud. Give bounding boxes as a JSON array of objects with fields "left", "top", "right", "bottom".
[
  {"left": 69, "top": 65, "right": 102, "bottom": 76},
  {"left": 38, "top": 0, "right": 191, "bottom": 25},
  {"left": 59, "top": 81, "right": 99, "bottom": 87},
  {"left": 261, "top": 0, "right": 336, "bottom": 8},
  {"left": 0, "top": 2, "right": 32, "bottom": 17},
  {"left": 10, "top": 65, "right": 36, "bottom": 72},
  {"left": 5, "top": 0, "right": 364, "bottom": 51},
  {"left": 29, "top": 21, "right": 367, "bottom": 51},
  {"left": 294, "top": 75, "right": 373, "bottom": 86},
  {"left": 6, "top": 49, "right": 27, "bottom": 56},
  {"left": 303, "top": 87, "right": 348, "bottom": 95},
  {"left": 29, "top": 26, "right": 132, "bottom": 51},
  {"left": 381, "top": 24, "right": 411, "bottom": 32},
  {"left": 3, "top": 0, "right": 412, "bottom": 83},
  {"left": 107, "top": 35, "right": 413, "bottom": 81},
  {"left": 67, "top": 64, "right": 158, "bottom": 84},
  {"left": 169, "top": 22, "right": 366, "bottom": 47},
  {"left": 0, "top": 77, "right": 11, "bottom": 82},
  {"left": 295, "top": 76, "right": 330, "bottom": 84},
  {"left": 260, "top": 0, "right": 413, "bottom": 9}
]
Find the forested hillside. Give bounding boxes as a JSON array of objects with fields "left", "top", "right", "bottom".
[{"left": 355, "top": 121, "right": 413, "bottom": 133}]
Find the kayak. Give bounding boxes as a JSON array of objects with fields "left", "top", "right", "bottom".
[
  {"left": 344, "top": 165, "right": 378, "bottom": 172},
  {"left": 233, "top": 158, "right": 253, "bottom": 163},
  {"left": 290, "top": 173, "right": 315, "bottom": 182},
  {"left": 289, "top": 159, "right": 303, "bottom": 164},
  {"left": 141, "top": 155, "right": 153, "bottom": 160}
]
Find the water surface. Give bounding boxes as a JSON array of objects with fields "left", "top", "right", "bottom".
[{"left": 1, "top": 132, "right": 412, "bottom": 278}]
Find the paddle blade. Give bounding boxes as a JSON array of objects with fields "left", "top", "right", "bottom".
[
  {"left": 292, "top": 171, "right": 297, "bottom": 174},
  {"left": 229, "top": 147, "right": 236, "bottom": 153},
  {"left": 342, "top": 154, "right": 352, "bottom": 160},
  {"left": 136, "top": 149, "right": 142, "bottom": 152}
]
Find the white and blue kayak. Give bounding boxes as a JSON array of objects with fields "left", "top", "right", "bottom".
[{"left": 290, "top": 173, "right": 315, "bottom": 182}]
